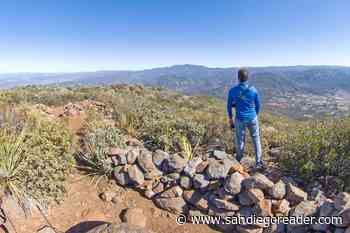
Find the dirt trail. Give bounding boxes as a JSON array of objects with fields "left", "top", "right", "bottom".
[{"left": 9, "top": 172, "right": 217, "bottom": 233}]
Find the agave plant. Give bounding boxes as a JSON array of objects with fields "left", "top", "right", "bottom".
[{"left": 0, "top": 128, "right": 30, "bottom": 212}]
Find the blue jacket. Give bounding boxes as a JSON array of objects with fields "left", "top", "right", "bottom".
[{"left": 227, "top": 81, "right": 261, "bottom": 122}]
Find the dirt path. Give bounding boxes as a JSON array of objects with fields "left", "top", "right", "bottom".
[{"left": 8, "top": 172, "right": 217, "bottom": 233}]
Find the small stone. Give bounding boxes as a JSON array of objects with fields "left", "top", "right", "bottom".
[
  {"left": 243, "top": 173, "right": 274, "bottom": 191},
  {"left": 113, "top": 167, "right": 129, "bottom": 186},
  {"left": 240, "top": 156, "right": 256, "bottom": 170},
  {"left": 224, "top": 172, "right": 244, "bottom": 195},
  {"left": 269, "top": 180, "right": 286, "bottom": 200},
  {"left": 272, "top": 199, "right": 290, "bottom": 215},
  {"left": 246, "top": 188, "right": 265, "bottom": 204},
  {"left": 206, "top": 158, "right": 237, "bottom": 180},
  {"left": 144, "top": 190, "right": 155, "bottom": 199},
  {"left": 126, "top": 149, "right": 139, "bottom": 164},
  {"left": 100, "top": 191, "right": 117, "bottom": 202},
  {"left": 183, "top": 157, "right": 203, "bottom": 177},
  {"left": 334, "top": 192, "right": 350, "bottom": 211},
  {"left": 153, "top": 196, "right": 187, "bottom": 214},
  {"left": 333, "top": 209, "right": 350, "bottom": 227},
  {"left": 286, "top": 183, "right": 308, "bottom": 206},
  {"left": 164, "top": 154, "right": 187, "bottom": 173},
  {"left": 183, "top": 190, "right": 209, "bottom": 211},
  {"left": 108, "top": 147, "right": 127, "bottom": 157},
  {"left": 127, "top": 165, "right": 145, "bottom": 186},
  {"left": 254, "top": 199, "right": 272, "bottom": 217},
  {"left": 239, "top": 192, "right": 255, "bottom": 206},
  {"left": 290, "top": 201, "right": 317, "bottom": 218},
  {"left": 122, "top": 207, "right": 147, "bottom": 228},
  {"left": 160, "top": 186, "right": 183, "bottom": 198},
  {"left": 237, "top": 206, "right": 256, "bottom": 218},
  {"left": 152, "top": 182, "right": 165, "bottom": 194},
  {"left": 179, "top": 176, "right": 192, "bottom": 190},
  {"left": 211, "top": 198, "right": 240, "bottom": 211},
  {"left": 153, "top": 150, "right": 170, "bottom": 168},
  {"left": 193, "top": 174, "right": 210, "bottom": 189},
  {"left": 212, "top": 150, "right": 227, "bottom": 160},
  {"left": 137, "top": 150, "right": 157, "bottom": 174},
  {"left": 195, "top": 161, "right": 209, "bottom": 173}
]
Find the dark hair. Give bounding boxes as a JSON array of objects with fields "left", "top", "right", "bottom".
[{"left": 238, "top": 69, "right": 249, "bottom": 82}]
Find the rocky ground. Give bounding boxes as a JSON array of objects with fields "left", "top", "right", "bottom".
[{"left": 1, "top": 101, "right": 350, "bottom": 233}]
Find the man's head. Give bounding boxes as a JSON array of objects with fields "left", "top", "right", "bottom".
[{"left": 238, "top": 69, "right": 249, "bottom": 82}]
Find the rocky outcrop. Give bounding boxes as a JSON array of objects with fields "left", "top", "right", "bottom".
[{"left": 108, "top": 142, "right": 350, "bottom": 233}]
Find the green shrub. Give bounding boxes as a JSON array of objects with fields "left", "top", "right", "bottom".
[
  {"left": 77, "top": 115, "right": 126, "bottom": 182},
  {"left": 279, "top": 118, "right": 350, "bottom": 191},
  {"left": 0, "top": 107, "right": 75, "bottom": 210}
]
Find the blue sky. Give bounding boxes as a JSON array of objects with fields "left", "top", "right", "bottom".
[{"left": 0, "top": 0, "right": 349, "bottom": 72}]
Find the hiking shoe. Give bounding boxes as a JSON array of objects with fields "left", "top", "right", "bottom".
[{"left": 255, "top": 162, "right": 265, "bottom": 170}]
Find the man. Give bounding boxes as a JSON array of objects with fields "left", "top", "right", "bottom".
[{"left": 227, "top": 69, "right": 263, "bottom": 169}]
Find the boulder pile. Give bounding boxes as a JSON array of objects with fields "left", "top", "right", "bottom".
[{"left": 109, "top": 139, "right": 350, "bottom": 233}]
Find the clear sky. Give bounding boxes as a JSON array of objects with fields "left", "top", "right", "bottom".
[{"left": 1, "top": 0, "right": 349, "bottom": 72}]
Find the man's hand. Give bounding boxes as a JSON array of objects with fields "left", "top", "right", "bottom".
[{"left": 228, "top": 118, "right": 235, "bottom": 129}]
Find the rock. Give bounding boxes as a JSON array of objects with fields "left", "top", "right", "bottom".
[
  {"left": 263, "top": 223, "right": 285, "bottom": 233},
  {"left": 335, "top": 228, "right": 346, "bottom": 233},
  {"left": 183, "top": 157, "right": 203, "bottom": 177},
  {"left": 153, "top": 150, "right": 170, "bottom": 168},
  {"left": 210, "top": 198, "right": 240, "bottom": 211},
  {"left": 254, "top": 199, "right": 272, "bottom": 217},
  {"left": 109, "top": 147, "right": 127, "bottom": 157},
  {"left": 319, "top": 200, "right": 335, "bottom": 216},
  {"left": 212, "top": 150, "right": 228, "bottom": 160},
  {"left": 110, "top": 150, "right": 127, "bottom": 165},
  {"left": 311, "top": 188, "right": 327, "bottom": 206},
  {"left": 243, "top": 173, "right": 274, "bottom": 191},
  {"left": 126, "top": 138, "right": 143, "bottom": 147},
  {"left": 206, "top": 158, "right": 236, "bottom": 180},
  {"left": 121, "top": 208, "right": 147, "bottom": 228},
  {"left": 193, "top": 174, "right": 210, "bottom": 189},
  {"left": 84, "top": 223, "right": 112, "bottom": 233},
  {"left": 152, "top": 182, "right": 164, "bottom": 194},
  {"left": 37, "top": 226, "right": 56, "bottom": 233},
  {"left": 239, "top": 192, "right": 255, "bottom": 206},
  {"left": 127, "top": 165, "right": 145, "bottom": 186},
  {"left": 113, "top": 167, "right": 129, "bottom": 186},
  {"left": 144, "top": 190, "right": 155, "bottom": 199},
  {"left": 100, "top": 191, "right": 117, "bottom": 202},
  {"left": 333, "top": 209, "right": 350, "bottom": 227},
  {"left": 290, "top": 201, "right": 318, "bottom": 218},
  {"left": 224, "top": 172, "right": 245, "bottom": 195},
  {"left": 346, "top": 227, "right": 350, "bottom": 233},
  {"left": 335, "top": 192, "right": 350, "bottom": 211},
  {"left": 240, "top": 156, "right": 256, "bottom": 170},
  {"left": 137, "top": 150, "right": 157, "bottom": 174},
  {"left": 236, "top": 225, "right": 263, "bottom": 233},
  {"left": 269, "top": 180, "right": 286, "bottom": 200},
  {"left": 237, "top": 206, "right": 256, "bottom": 218},
  {"left": 269, "top": 147, "right": 281, "bottom": 157},
  {"left": 160, "top": 186, "right": 183, "bottom": 198},
  {"left": 126, "top": 149, "right": 140, "bottom": 164},
  {"left": 164, "top": 154, "right": 187, "bottom": 173},
  {"left": 286, "top": 183, "right": 308, "bottom": 206},
  {"left": 183, "top": 190, "right": 209, "bottom": 211},
  {"left": 179, "top": 176, "right": 192, "bottom": 190},
  {"left": 272, "top": 199, "right": 290, "bottom": 215},
  {"left": 246, "top": 188, "right": 265, "bottom": 204},
  {"left": 195, "top": 161, "right": 209, "bottom": 173},
  {"left": 153, "top": 196, "right": 187, "bottom": 214}
]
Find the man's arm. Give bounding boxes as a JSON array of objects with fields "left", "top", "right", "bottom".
[
  {"left": 227, "top": 89, "right": 235, "bottom": 127},
  {"left": 255, "top": 92, "right": 261, "bottom": 115}
]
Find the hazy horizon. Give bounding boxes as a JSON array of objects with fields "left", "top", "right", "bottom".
[{"left": 1, "top": 0, "right": 349, "bottom": 72}]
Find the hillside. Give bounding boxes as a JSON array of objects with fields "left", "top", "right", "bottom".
[{"left": 1, "top": 65, "right": 350, "bottom": 119}]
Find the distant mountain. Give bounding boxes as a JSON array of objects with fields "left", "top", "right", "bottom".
[{"left": 1, "top": 65, "right": 350, "bottom": 118}]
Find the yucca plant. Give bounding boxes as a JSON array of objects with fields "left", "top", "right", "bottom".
[{"left": 0, "top": 128, "right": 30, "bottom": 212}]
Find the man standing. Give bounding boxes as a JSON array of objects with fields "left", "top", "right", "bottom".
[{"left": 227, "top": 69, "right": 263, "bottom": 169}]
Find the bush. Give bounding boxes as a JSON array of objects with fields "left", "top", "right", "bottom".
[
  {"left": 279, "top": 118, "right": 350, "bottom": 192},
  {"left": 0, "top": 106, "right": 74, "bottom": 210},
  {"left": 77, "top": 114, "right": 126, "bottom": 182}
]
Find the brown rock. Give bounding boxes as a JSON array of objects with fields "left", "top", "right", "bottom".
[
  {"left": 183, "top": 190, "right": 209, "bottom": 211},
  {"left": 272, "top": 199, "right": 290, "bottom": 216},
  {"left": 286, "top": 183, "right": 307, "bottom": 206},
  {"left": 122, "top": 207, "right": 147, "bottom": 228},
  {"left": 246, "top": 188, "right": 265, "bottom": 204},
  {"left": 254, "top": 199, "right": 272, "bottom": 217},
  {"left": 269, "top": 180, "right": 286, "bottom": 200},
  {"left": 195, "top": 161, "right": 209, "bottom": 173},
  {"left": 335, "top": 192, "right": 350, "bottom": 211},
  {"left": 243, "top": 173, "right": 274, "bottom": 191},
  {"left": 160, "top": 186, "right": 183, "bottom": 198}
]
